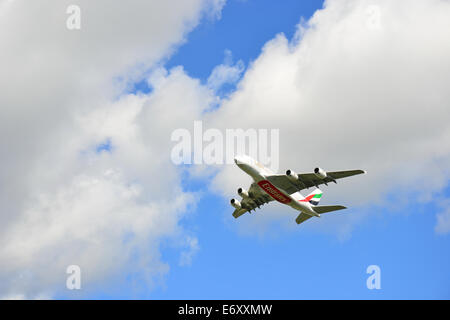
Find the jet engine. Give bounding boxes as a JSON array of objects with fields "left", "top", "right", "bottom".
[
  {"left": 237, "top": 187, "right": 250, "bottom": 198},
  {"left": 314, "top": 167, "right": 327, "bottom": 179},
  {"left": 230, "top": 198, "right": 241, "bottom": 209},
  {"left": 286, "top": 169, "right": 299, "bottom": 183}
]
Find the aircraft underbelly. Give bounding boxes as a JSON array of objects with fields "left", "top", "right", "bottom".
[
  {"left": 256, "top": 178, "right": 318, "bottom": 216},
  {"left": 292, "top": 201, "right": 317, "bottom": 217},
  {"left": 256, "top": 179, "right": 292, "bottom": 204}
]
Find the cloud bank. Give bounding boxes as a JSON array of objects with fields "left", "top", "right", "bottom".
[{"left": 0, "top": 0, "right": 222, "bottom": 298}]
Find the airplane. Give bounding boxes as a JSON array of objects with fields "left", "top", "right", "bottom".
[{"left": 230, "top": 155, "right": 366, "bottom": 225}]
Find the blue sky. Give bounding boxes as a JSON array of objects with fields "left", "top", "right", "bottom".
[
  {"left": 166, "top": 0, "right": 322, "bottom": 81},
  {"left": 130, "top": 0, "right": 450, "bottom": 299}
]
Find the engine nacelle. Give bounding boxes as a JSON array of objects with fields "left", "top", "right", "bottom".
[
  {"left": 286, "top": 169, "right": 299, "bottom": 183},
  {"left": 237, "top": 187, "right": 250, "bottom": 198},
  {"left": 230, "top": 198, "right": 241, "bottom": 210},
  {"left": 314, "top": 167, "right": 327, "bottom": 179}
]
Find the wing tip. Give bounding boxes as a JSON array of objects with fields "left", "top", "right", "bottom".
[{"left": 232, "top": 209, "right": 247, "bottom": 219}]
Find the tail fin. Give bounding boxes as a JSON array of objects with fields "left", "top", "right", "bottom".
[{"left": 301, "top": 188, "right": 323, "bottom": 206}]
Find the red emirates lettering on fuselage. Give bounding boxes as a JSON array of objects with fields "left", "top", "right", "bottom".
[{"left": 258, "top": 180, "right": 292, "bottom": 204}]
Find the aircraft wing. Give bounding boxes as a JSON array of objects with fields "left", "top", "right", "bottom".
[
  {"left": 267, "top": 169, "right": 366, "bottom": 194},
  {"left": 232, "top": 208, "right": 248, "bottom": 218},
  {"left": 232, "top": 182, "right": 274, "bottom": 218}
]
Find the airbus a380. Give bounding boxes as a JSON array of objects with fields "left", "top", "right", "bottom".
[{"left": 230, "top": 155, "right": 366, "bottom": 225}]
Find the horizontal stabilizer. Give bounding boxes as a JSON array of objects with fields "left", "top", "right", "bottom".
[
  {"left": 295, "top": 212, "right": 313, "bottom": 225},
  {"left": 313, "top": 205, "right": 347, "bottom": 214}
]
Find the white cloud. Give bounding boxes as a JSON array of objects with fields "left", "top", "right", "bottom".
[
  {"left": 0, "top": 170, "right": 197, "bottom": 296},
  {"left": 179, "top": 236, "right": 200, "bottom": 266},
  {"left": 207, "top": 50, "right": 245, "bottom": 91},
  {"left": 435, "top": 201, "right": 450, "bottom": 234},
  {"left": 0, "top": 0, "right": 223, "bottom": 298}
]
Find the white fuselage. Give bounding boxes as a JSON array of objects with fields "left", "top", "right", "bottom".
[{"left": 234, "top": 155, "right": 319, "bottom": 217}]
